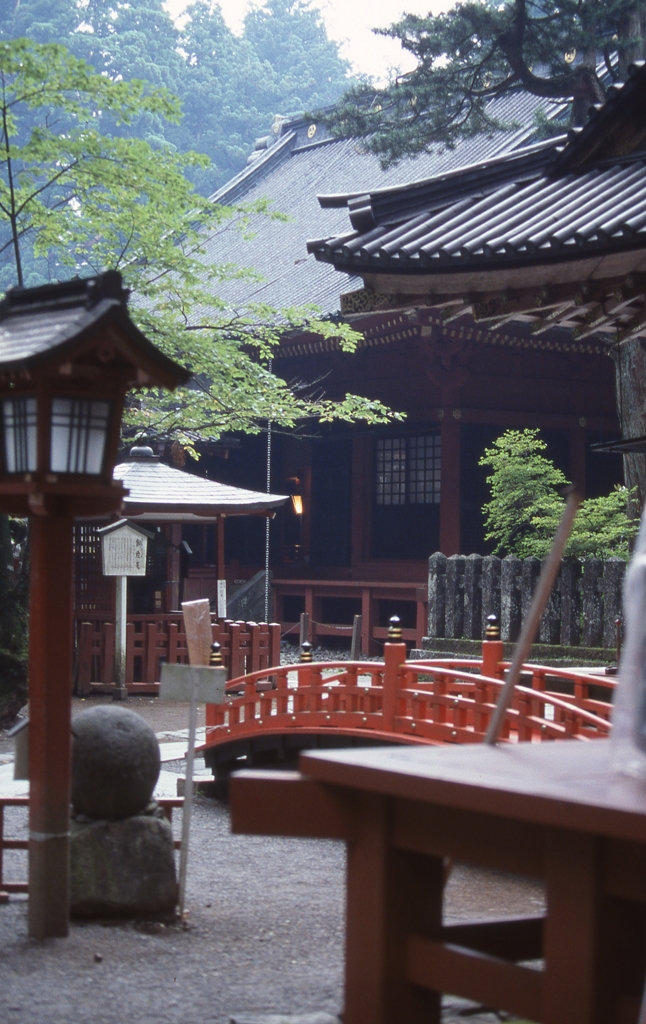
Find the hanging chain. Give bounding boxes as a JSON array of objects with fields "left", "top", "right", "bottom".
[{"left": 264, "top": 359, "right": 272, "bottom": 624}]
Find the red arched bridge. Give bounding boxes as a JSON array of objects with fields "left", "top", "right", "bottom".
[{"left": 200, "top": 636, "right": 614, "bottom": 778}]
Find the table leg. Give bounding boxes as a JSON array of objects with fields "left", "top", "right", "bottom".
[
  {"left": 543, "top": 830, "right": 603, "bottom": 1024},
  {"left": 344, "top": 793, "right": 443, "bottom": 1024}
]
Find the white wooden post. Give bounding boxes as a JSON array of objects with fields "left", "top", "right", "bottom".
[
  {"left": 114, "top": 574, "right": 128, "bottom": 701},
  {"left": 161, "top": 598, "right": 224, "bottom": 920},
  {"left": 217, "top": 579, "right": 227, "bottom": 619},
  {"left": 98, "top": 519, "right": 153, "bottom": 702}
]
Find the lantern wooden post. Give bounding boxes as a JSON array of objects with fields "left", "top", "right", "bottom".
[{"left": 28, "top": 516, "right": 74, "bottom": 937}]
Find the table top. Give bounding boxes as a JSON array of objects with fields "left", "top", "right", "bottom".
[{"left": 299, "top": 740, "right": 646, "bottom": 843}]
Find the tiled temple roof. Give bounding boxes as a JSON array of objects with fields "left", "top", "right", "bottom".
[
  {"left": 304, "top": 63, "right": 646, "bottom": 341},
  {"left": 194, "top": 90, "right": 569, "bottom": 322},
  {"left": 0, "top": 272, "right": 189, "bottom": 388},
  {"left": 307, "top": 65, "right": 646, "bottom": 276}
]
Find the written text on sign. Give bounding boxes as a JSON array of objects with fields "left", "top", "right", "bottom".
[{"left": 102, "top": 531, "right": 148, "bottom": 576}]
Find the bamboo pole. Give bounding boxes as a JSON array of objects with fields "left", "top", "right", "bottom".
[{"left": 484, "top": 489, "right": 581, "bottom": 746}]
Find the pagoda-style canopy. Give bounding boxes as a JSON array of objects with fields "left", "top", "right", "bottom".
[
  {"left": 0, "top": 271, "right": 187, "bottom": 386},
  {"left": 113, "top": 446, "right": 287, "bottom": 521},
  {"left": 307, "top": 62, "right": 646, "bottom": 342},
  {"left": 0, "top": 271, "right": 190, "bottom": 518}
]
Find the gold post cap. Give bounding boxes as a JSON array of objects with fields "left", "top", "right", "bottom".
[
  {"left": 388, "top": 616, "right": 402, "bottom": 641},
  {"left": 485, "top": 615, "right": 500, "bottom": 641}
]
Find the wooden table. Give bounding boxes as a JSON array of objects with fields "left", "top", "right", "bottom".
[{"left": 230, "top": 740, "right": 646, "bottom": 1024}]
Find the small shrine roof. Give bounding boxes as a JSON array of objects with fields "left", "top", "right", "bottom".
[{"left": 113, "top": 447, "right": 287, "bottom": 520}]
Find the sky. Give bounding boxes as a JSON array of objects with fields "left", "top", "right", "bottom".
[{"left": 163, "top": 0, "right": 447, "bottom": 81}]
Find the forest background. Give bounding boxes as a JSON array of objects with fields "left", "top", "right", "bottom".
[{"left": 0, "top": 0, "right": 353, "bottom": 207}]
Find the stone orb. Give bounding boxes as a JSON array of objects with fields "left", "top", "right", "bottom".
[{"left": 71, "top": 706, "right": 161, "bottom": 820}]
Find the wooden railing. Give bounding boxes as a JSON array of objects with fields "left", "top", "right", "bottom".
[
  {"left": 202, "top": 641, "right": 613, "bottom": 754},
  {"left": 74, "top": 615, "right": 280, "bottom": 695},
  {"left": 0, "top": 796, "right": 184, "bottom": 901}
]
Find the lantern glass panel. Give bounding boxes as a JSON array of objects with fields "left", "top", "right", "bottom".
[
  {"left": 2, "top": 396, "right": 37, "bottom": 473},
  {"left": 50, "top": 397, "right": 111, "bottom": 475}
]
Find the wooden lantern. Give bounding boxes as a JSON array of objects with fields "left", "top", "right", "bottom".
[
  {"left": 0, "top": 270, "right": 187, "bottom": 518},
  {"left": 0, "top": 271, "right": 189, "bottom": 939}
]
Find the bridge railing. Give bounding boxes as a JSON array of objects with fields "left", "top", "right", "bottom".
[{"left": 202, "top": 630, "right": 613, "bottom": 752}]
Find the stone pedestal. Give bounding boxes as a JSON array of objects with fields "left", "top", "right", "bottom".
[
  {"left": 70, "top": 803, "right": 178, "bottom": 919},
  {"left": 70, "top": 706, "right": 177, "bottom": 919}
]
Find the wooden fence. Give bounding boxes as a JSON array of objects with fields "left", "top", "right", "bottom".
[
  {"left": 428, "top": 552, "right": 625, "bottom": 647},
  {"left": 0, "top": 796, "right": 184, "bottom": 901},
  {"left": 74, "top": 615, "right": 281, "bottom": 695}
]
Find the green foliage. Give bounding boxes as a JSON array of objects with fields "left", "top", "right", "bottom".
[
  {"left": 0, "top": 38, "right": 399, "bottom": 441},
  {"left": 0, "top": 37, "right": 187, "bottom": 289},
  {"left": 0, "top": 0, "right": 355, "bottom": 195},
  {"left": 244, "top": 0, "right": 351, "bottom": 111},
  {"left": 479, "top": 429, "right": 637, "bottom": 559},
  {"left": 324, "top": 0, "right": 644, "bottom": 166}
]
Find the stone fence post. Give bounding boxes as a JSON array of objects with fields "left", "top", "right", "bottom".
[
  {"left": 500, "top": 555, "right": 522, "bottom": 642},
  {"left": 602, "top": 557, "right": 625, "bottom": 649},
  {"left": 560, "top": 557, "right": 581, "bottom": 646},
  {"left": 426, "top": 550, "right": 626, "bottom": 648},
  {"left": 427, "top": 552, "right": 447, "bottom": 638},
  {"left": 445, "top": 555, "right": 466, "bottom": 639},
  {"left": 463, "top": 554, "right": 483, "bottom": 640},
  {"left": 481, "top": 556, "right": 501, "bottom": 635}
]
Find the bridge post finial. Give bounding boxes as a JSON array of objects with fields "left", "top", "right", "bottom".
[
  {"left": 210, "top": 641, "right": 223, "bottom": 667},
  {"left": 482, "top": 615, "right": 504, "bottom": 681},
  {"left": 300, "top": 641, "right": 313, "bottom": 663},
  {"left": 387, "top": 616, "right": 402, "bottom": 642},
  {"left": 485, "top": 614, "right": 500, "bottom": 640}
]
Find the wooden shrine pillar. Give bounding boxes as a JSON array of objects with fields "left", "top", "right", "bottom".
[
  {"left": 439, "top": 412, "right": 461, "bottom": 556},
  {"left": 351, "top": 436, "right": 371, "bottom": 568},
  {"left": 571, "top": 426, "right": 587, "bottom": 496},
  {"left": 216, "top": 516, "right": 225, "bottom": 582},
  {"left": 166, "top": 523, "right": 182, "bottom": 611}
]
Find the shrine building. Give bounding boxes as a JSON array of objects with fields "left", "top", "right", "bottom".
[{"left": 171, "top": 79, "right": 626, "bottom": 651}]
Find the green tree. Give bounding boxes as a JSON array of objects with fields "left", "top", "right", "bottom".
[
  {"left": 0, "top": 37, "right": 397, "bottom": 438},
  {"left": 479, "top": 429, "right": 637, "bottom": 558},
  {"left": 176, "top": 1, "right": 280, "bottom": 193},
  {"left": 0, "top": 0, "right": 79, "bottom": 42},
  {"left": 244, "top": 0, "right": 352, "bottom": 112},
  {"left": 325, "top": 0, "right": 643, "bottom": 166},
  {"left": 0, "top": 0, "right": 356, "bottom": 195},
  {"left": 0, "top": 36, "right": 397, "bottom": 724}
]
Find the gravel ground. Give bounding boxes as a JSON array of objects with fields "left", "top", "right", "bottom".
[{"left": 0, "top": 656, "right": 544, "bottom": 1024}]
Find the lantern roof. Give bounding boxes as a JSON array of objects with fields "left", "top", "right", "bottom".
[
  {"left": 113, "top": 446, "right": 288, "bottom": 520},
  {"left": 0, "top": 271, "right": 190, "bottom": 390}
]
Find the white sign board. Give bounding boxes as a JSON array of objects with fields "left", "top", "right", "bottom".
[
  {"left": 101, "top": 523, "right": 149, "bottom": 576},
  {"left": 160, "top": 663, "right": 226, "bottom": 704},
  {"left": 217, "top": 579, "right": 227, "bottom": 619}
]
